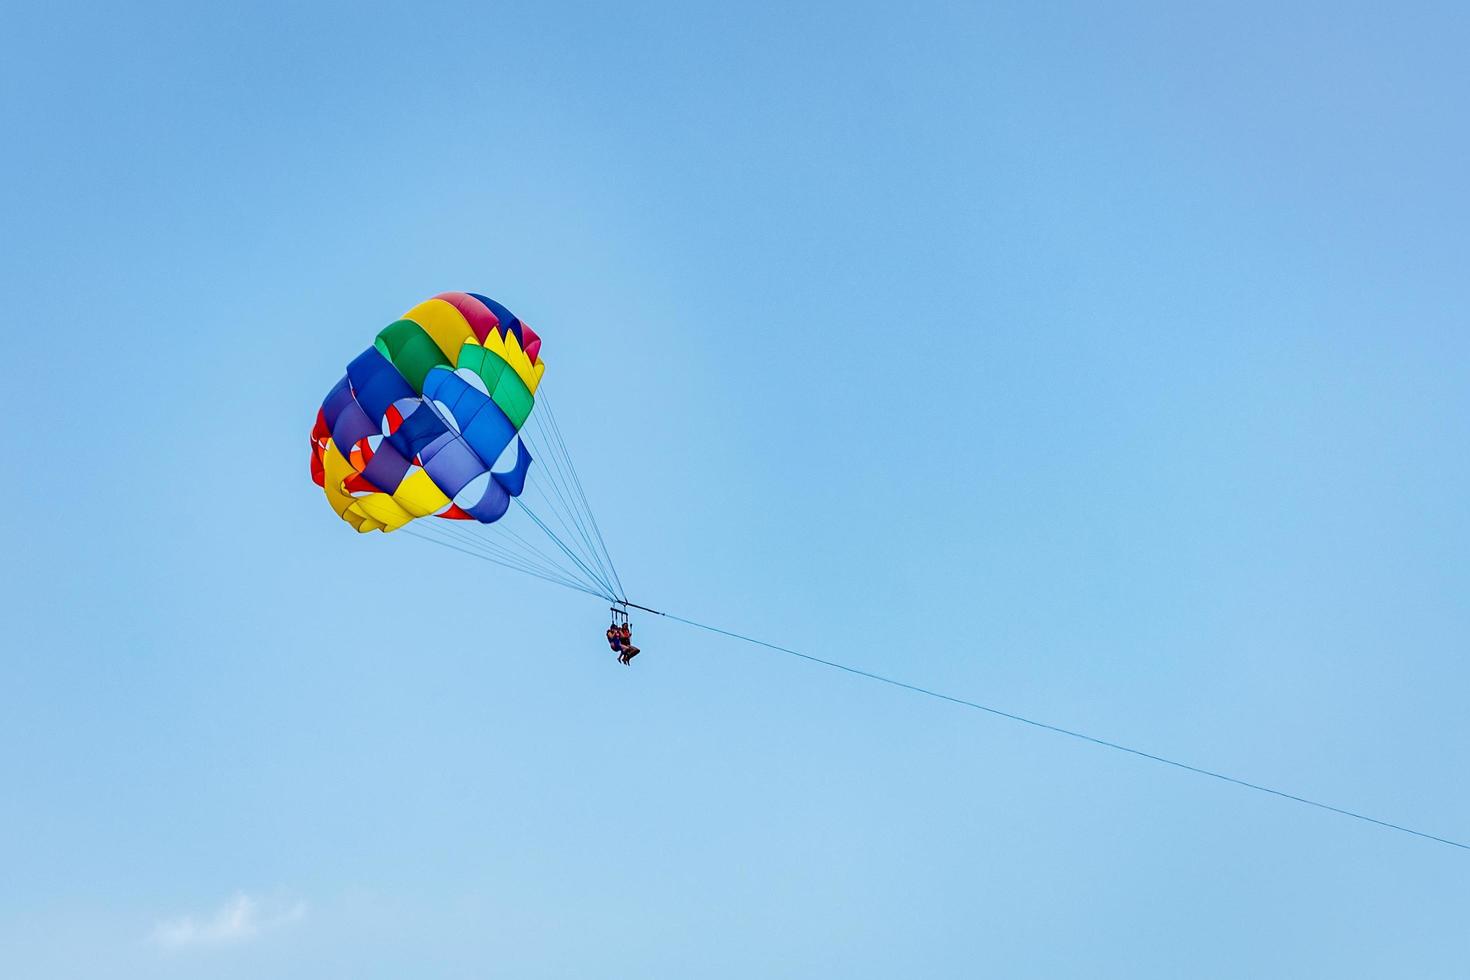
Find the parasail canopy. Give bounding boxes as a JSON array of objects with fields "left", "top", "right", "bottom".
[{"left": 310, "top": 292, "right": 623, "bottom": 601}]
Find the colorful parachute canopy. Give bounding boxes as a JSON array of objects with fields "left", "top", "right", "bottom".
[{"left": 310, "top": 292, "right": 545, "bottom": 533}]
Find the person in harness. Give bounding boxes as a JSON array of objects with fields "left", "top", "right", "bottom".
[
  {"left": 616, "top": 621, "right": 640, "bottom": 665},
  {"left": 607, "top": 608, "right": 641, "bottom": 665}
]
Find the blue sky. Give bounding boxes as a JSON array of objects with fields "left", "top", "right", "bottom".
[{"left": 2, "top": 1, "right": 1467, "bottom": 976}]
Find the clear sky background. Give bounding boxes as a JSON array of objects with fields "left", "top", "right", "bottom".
[{"left": 2, "top": 2, "right": 1467, "bottom": 977}]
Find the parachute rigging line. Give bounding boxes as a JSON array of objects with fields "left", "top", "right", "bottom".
[
  {"left": 401, "top": 524, "right": 608, "bottom": 600},
  {"left": 517, "top": 497, "right": 618, "bottom": 601},
  {"left": 435, "top": 524, "right": 602, "bottom": 596},
  {"left": 408, "top": 380, "right": 624, "bottom": 602},
  {"left": 447, "top": 387, "right": 624, "bottom": 601},
  {"left": 522, "top": 411, "right": 601, "bottom": 562},
  {"left": 515, "top": 391, "right": 624, "bottom": 598},
  {"left": 534, "top": 389, "right": 626, "bottom": 600},
  {"left": 627, "top": 605, "right": 1470, "bottom": 853}
]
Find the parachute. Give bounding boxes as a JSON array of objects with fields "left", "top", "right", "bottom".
[{"left": 310, "top": 292, "right": 624, "bottom": 601}]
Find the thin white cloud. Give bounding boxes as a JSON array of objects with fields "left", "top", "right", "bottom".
[{"left": 150, "top": 893, "right": 306, "bottom": 951}]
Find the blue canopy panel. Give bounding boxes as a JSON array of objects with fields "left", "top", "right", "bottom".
[
  {"left": 347, "top": 347, "right": 415, "bottom": 424},
  {"left": 385, "top": 401, "right": 449, "bottom": 460},
  {"left": 420, "top": 432, "right": 488, "bottom": 499},
  {"left": 453, "top": 440, "right": 532, "bottom": 522},
  {"left": 321, "top": 375, "right": 352, "bottom": 432},
  {"left": 322, "top": 374, "right": 379, "bottom": 461},
  {"left": 422, "top": 366, "right": 518, "bottom": 470},
  {"left": 360, "top": 438, "right": 413, "bottom": 493},
  {"left": 494, "top": 438, "right": 533, "bottom": 496},
  {"left": 462, "top": 474, "right": 510, "bottom": 522}
]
